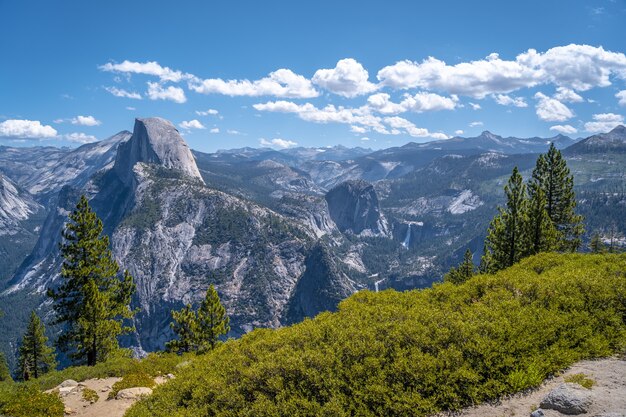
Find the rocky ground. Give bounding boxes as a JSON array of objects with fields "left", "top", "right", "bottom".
[{"left": 446, "top": 356, "right": 626, "bottom": 417}]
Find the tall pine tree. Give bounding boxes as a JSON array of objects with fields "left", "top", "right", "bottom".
[
  {"left": 18, "top": 311, "right": 57, "bottom": 380},
  {"left": 196, "top": 285, "right": 230, "bottom": 352},
  {"left": 444, "top": 249, "right": 475, "bottom": 285},
  {"left": 48, "top": 195, "right": 135, "bottom": 366},
  {"left": 526, "top": 183, "right": 558, "bottom": 255},
  {"left": 166, "top": 304, "right": 199, "bottom": 354},
  {"left": 529, "top": 143, "right": 584, "bottom": 251},
  {"left": 482, "top": 167, "right": 529, "bottom": 272}
]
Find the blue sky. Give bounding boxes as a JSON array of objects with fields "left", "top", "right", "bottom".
[{"left": 1, "top": 0, "right": 626, "bottom": 152}]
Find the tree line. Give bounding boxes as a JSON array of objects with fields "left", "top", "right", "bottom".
[
  {"left": 445, "top": 143, "right": 585, "bottom": 284},
  {"left": 9, "top": 195, "right": 229, "bottom": 381}
]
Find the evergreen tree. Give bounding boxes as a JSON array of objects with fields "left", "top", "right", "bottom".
[
  {"left": 482, "top": 167, "right": 529, "bottom": 272},
  {"left": 18, "top": 311, "right": 57, "bottom": 380},
  {"left": 526, "top": 183, "right": 558, "bottom": 255},
  {"left": 48, "top": 195, "right": 135, "bottom": 366},
  {"left": 0, "top": 352, "right": 11, "bottom": 382},
  {"left": 166, "top": 304, "right": 199, "bottom": 354},
  {"left": 444, "top": 249, "right": 475, "bottom": 285},
  {"left": 196, "top": 285, "right": 230, "bottom": 352},
  {"left": 529, "top": 143, "right": 584, "bottom": 251},
  {"left": 590, "top": 232, "right": 606, "bottom": 254}
]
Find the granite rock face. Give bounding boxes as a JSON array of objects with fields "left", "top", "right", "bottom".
[{"left": 325, "top": 180, "right": 388, "bottom": 236}]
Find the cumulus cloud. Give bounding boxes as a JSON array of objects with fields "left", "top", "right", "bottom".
[
  {"left": 146, "top": 82, "right": 187, "bottom": 103},
  {"left": 64, "top": 132, "right": 98, "bottom": 143},
  {"left": 210, "top": 127, "right": 219, "bottom": 133},
  {"left": 350, "top": 125, "right": 368, "bottom": 133},
  {"left": 384, "top": 116, "right": 449, "bottom": 139},
  {"left": 454, "top": 129, "right": 464, "bottom": 135},
  {"left": 469, "top": 102, "right": 482, "bottom": 110},
  {"left": 534, "top": 92, "right": 574, "bottom": 122},
  {"left": 549, "top": 125, "right": 578, "bottom": 135},
  {"left": 179, "top": 119, "right": 205, "bottom": 130},
  {"left": 196, "top": 109, "right": 219, "bottom": 116},
  {"left": 493, "top": 94, "right": 528, "bottom": 107},
  {"left": 312, "top": 58, "right": 378, "bottom": 97},
  {"left": 584, "top": 113, "right": 624, "bottom": 133},
  {"left": 554, "top": 87, "right": 583, "bottom": 103},
  {"left": 0, "top": 119, "right": 57, "bottom": 138},
  {"left": 469, "top": 121, "right": 484, "bottom": 127},
  {"left": 100, "top": 60, "right": 185, "bottom": 83},
  {"left": 617, "top": 90, "right": 626, "bottom": 106},
  {"left": 189, "top": 69, "right": 318, "bottom": 98},
  {"left": 259, "top": 138, "right": 298, "bottom": 149},
  {"left": 377, "top": 45, "right": 626, "bottom": 98},
  {"left": 71, "top": 115, "right": 101, "bottom": 126},
  {"left": 366, "top": 92, "right": 458, "bottom": 114},
  {"left": 104, "top": 86, "right": 142, "bottom": 99}
]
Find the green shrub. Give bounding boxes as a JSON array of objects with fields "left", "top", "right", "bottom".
[
  {"left": 564, "top": 373, "right": 595, "bottom": 389},
  {"left": 82, "top": 387, "right": 99, "bottom": 403},
  {"left": 109, "top": 370, "right": 156, "bottom": 399},
  {"left": 127, "top": 253, "right": 626, "bottom": 417},
  {"left": 0, "top": 384, "right": 64, "bottom": 417}
]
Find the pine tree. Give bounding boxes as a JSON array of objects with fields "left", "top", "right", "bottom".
[
  {"left": 482, "top": 167, "right": 530, "bottom": 272},
  {"left": 590, "top": 232, "right": 606, "bottom": 254},
  {"left": 530, "top": 143, "right": 584, "bottom": 251},
  {"left": 196, "top": 285, "right": 230, "bottom": 352},
  {"left": 166, "top": 304, "right": 199, "bottom": 354},
  {"left": 18, "top": 311, "right": 57, "bottom": 380},
  {"left": 0, "top": 351, "right": 11, "bottom": 382},
  {"left": 444, "top": 249, "right": 475, "bottom": 285},
  {"left": 526, "top": 183, "right": 558, "bottom": 255},
  {"left": 48, "top": 195, "right": 136, "bottom": 366}
]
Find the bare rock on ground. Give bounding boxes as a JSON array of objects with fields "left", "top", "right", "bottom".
[{"left": 540, "top": 383, "right": 593, "bottom": 414}]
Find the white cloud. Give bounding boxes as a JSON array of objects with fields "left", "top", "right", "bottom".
[
  {"left": 64, "top": 132, "right": 98, "bottom": 144},
  {"left": 0, "top": 119, "right": 57, "bottom": 138},
  {"left": 360, "top": 137, "right": 370, "bottom": 141},
  {"left": 493, "top": 94, "right": 528, "bottom": 107},
  {"left": 312, "top": 58, "right": 377, "bottom": 98},
  {"left": 195, "top": 109, "right": 219, "bottom": 116},
  {"left": 534, "top": 92, "right": 574, "bottom": 122},
  {"left": 377, "top": 45, "right": 626, "bottom": 98},
  {"left": 227, "top": 129, "right": 242, "bottom": 135},
  {"left": 126, "top": 106, "right": 136, "bottom": 111},
  {"left": 584, "top": 113, "right": 624, "bottom": 133},
  {"left": 469, "top": 102, "right": 482, "bottom": 110},
  {"left": 454, "top": 129, "right": 464, "bottom": 135},
  {"left": 384, "top": 116, "right": 449, "bottom": 139},
  {"left": 617, "top": 90, "right": 626, "bottom": 106},
  {"left": 549, "top": 125, "right": 578, "bottom": 135},
  {"left": 350, "top": 125, "right": 368, "bottom": 133},
  {"left": 259, "top": 138, "right": 298, "bottom": 149},
  {"left": 179, "top": 119, "right": 205, "bottom": 130},
  {"left": 553, "top": 87, "right": 583, "bottom": 103},
  {"left": 366, "top": 93, "right": 407, "bottom": 114},
  {"left": 189, "top": 69, "right": 318, "bottom": 98},
  {"left": 146, "top": 82, "right": 187, "bottom": 103},
  {"left": 100, "top": 60, "right": 185, "bottom": 83},
  {"left": 104, "top": 86, "right": 142, "bottom": 99},
  {"left": 71, "top": 115, "right": 101, "bottom": 126},
  {"left": 210, "top": 127, "right": 219, "bottom": 133},
  {"left": 366, "top": 92, "right": 458, "bottom": 114},
  {"left": 469, "top": 121, "right": 484, "bottom": 127}
]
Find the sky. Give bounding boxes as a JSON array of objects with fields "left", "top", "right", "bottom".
[{"left": 1, "top": 0, "right": 626, "bottom": 152}]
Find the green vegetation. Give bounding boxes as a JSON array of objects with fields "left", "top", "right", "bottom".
[
  {"left": 564, "top": 373, "right": 595, "bottom": 389},
  {"left": 82, "top": 387, "right": 99, "bottom": 403},
  {"left": 17, "top": 311, "right": 56, "bottom": 380},
  {"left": 48, "top": 195, "right": 136, "bottom": 366},
  {"left": 0, "top": 352, "right": 11, "bottom": 382},
  {"left": 128, "top": 253, "right": 626, "bottom": 417},
  {"left": 109, "top": 370, "right": 156, "bottom": 399},
  {"left": 166, "top": 285, "right": 230, "bottom": 354},
  {"left": 444, "top": 249, "right": 475, "bottom": 284},
  {"left": 0, "top": 384, "right": 63, "bottom": 417}
]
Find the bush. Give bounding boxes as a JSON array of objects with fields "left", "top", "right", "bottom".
[
  {"left": 564, "top": 373, "right": 595, "bottom": 389},
  {"left": 0, "top": 383, "right": 64, "bottom": 417},
  {"left": 82, "top": 387, "right": 99, "bottom": 403},
  {"left": 109, "top": 370, "right": 156, "bottom": 399},
  {"left": 127, "top": 253, "right": 626, "bottom": 417}
]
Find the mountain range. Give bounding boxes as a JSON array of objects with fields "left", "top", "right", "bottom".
[{"left": 0, "top": 117, "right": 625, "bottom": 366}]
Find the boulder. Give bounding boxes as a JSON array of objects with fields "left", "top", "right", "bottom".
[
  {"left": 116, "top": 387, "right": 153, "bottom": 400},
  {"left": 58, "top": 379, "right": 79, "bottom": 388},
  {"left": 540, "top": 383, "right": 592, "bottom": 415},
  {"left": 530, "top": 409, "right": 544, "bottom": 417}
]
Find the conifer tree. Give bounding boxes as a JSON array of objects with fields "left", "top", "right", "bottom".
[
  {"left": 530, "top": 143, "right": 584, "bottom": 251},
  {"left": 482, "top": 167, "right": 529, "bottom": 272},
  {"left": 526, "top": 183, "right": 558, "bottom": 255},
  {"left": 166, "top": 304, "right": 199, "bottom": 354},
  {"left": 590, "top": 232, "right": 606, "bottom": 254},
  {"left": 0, "top": 352, "right": 11, "bottom": 382},
  {"left": 196, "top": 284, "right": 230, "bottom": 352},
  {"left": 444, "top": 249, "right": 475, "bottom": 285},
  {"left": 18, "top": 311, "right": 57, "bottom": 380},
  {"left": 48, "top": 195, "right": 135, "bottom": 366}
]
